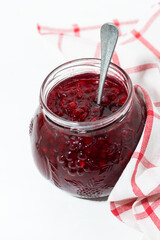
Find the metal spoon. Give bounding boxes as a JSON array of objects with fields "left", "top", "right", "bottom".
[{"left": 97, "top": 23, "right": 119, "bottom": 104}]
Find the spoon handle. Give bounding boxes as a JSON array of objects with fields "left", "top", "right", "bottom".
[{"left": 97, "top": 23, "right": 119, "bottom": 104}]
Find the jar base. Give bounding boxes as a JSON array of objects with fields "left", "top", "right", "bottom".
[{"left": 76, "top": 195, "right": 109, "bottom": 201}]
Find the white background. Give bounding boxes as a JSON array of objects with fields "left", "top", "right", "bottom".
[{"left": 0, "top": 1, "right": 158, "bottom": 240}]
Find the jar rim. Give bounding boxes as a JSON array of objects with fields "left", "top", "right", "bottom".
[{"left": 40, "top": 58, "right": 133, "bottom": 132}]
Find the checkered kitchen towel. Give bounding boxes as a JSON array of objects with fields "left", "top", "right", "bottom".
[{"left": 37, "top": 2, "right": 160, "bottom": 239}]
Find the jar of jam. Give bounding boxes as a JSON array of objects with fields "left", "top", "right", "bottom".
[{"left": 29, "top": 58, "right": 146, "bottom": 198}]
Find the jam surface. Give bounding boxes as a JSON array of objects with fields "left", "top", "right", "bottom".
[
  {"left": 47, "top": 73, "right": 128, "bottom": 122},
  {"left": 30, "top": 73, "right": 146, "bottom": 198}
]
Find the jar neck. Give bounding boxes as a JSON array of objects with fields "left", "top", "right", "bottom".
[{"left": 40, "top": 58, "right": 133, "bottom": 132}]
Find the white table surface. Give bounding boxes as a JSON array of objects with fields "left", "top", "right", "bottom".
[{"left": 0, "top": 1, "right": 158, "bottom": 239}]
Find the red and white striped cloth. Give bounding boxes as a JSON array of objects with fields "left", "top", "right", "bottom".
[{"left": 37, "top": 2, "right": 160, "bottom": 239}]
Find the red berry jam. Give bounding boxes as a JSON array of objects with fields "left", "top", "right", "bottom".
[
  {"left": 30, "top": 59, "right": 146, "bottom": 198},
  {"left": 47, "top": 74, "right": 128, "bottom": 122}
]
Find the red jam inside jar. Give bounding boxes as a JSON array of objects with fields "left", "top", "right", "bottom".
[
  {"left": 30, "top": 59, "right": 146, "bottom": 198},
  {"left": 47, "top": 73, "right": 128, "bottom": 121}
]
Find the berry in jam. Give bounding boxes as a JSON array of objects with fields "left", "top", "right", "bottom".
[
  {"left": 30, "top": 60, "right": 146, "bottom": 198},
  {"left": 47, "top": 73, "right": 128, "bottom": 122}
]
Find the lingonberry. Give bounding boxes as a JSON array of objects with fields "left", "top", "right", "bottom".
[{"left": 47, "top": 73, "right": 128, "bottom": 122}]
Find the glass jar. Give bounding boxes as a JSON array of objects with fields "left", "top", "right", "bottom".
[{"left": 29, "top": 58, "right": 146, "bottom": 198}]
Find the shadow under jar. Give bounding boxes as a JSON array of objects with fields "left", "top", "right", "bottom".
[{"left": 29, "top": 58, "right": 146, "bottom": 199}]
